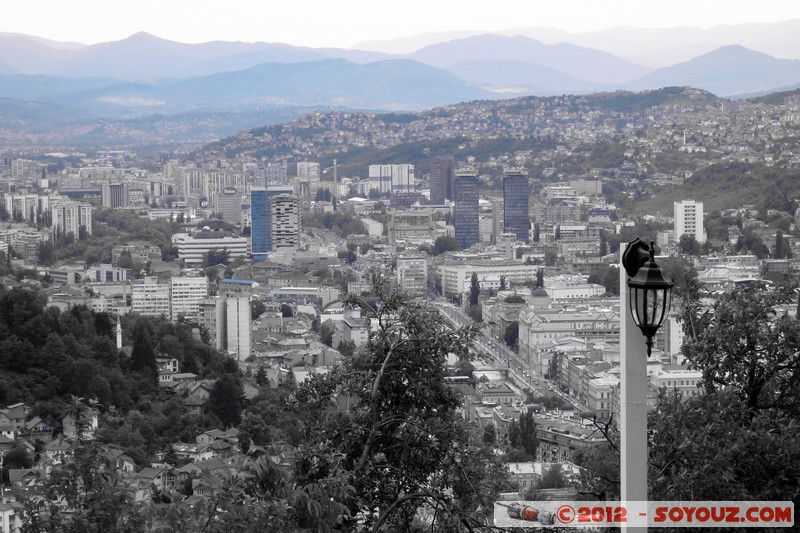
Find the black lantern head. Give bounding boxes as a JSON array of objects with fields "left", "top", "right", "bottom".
[{"left": 623, "top": 239, "right": 674, "bottom": 357}]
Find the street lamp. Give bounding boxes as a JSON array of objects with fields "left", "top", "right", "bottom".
[{"left": 622, "top": 238, "right": 674, "bottom": 357}]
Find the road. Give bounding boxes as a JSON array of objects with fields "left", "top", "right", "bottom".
[{"left": 434, "top": 299, "right": 589, "bottom": 411}]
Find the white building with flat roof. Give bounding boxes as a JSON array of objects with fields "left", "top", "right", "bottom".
[
  {"left": 174, "top": 228, "right": 248, "bottom": 264},
  {"left": 396, "top": 254, "right": 428, "bottom": 295},
  {"left": 131, "top": 277, "right": 171, "bottom": 318},
  {"left": 674, "top": 200, "right": 705, "bottom": 243},
  {"left": 170, "top": 276, "right": 208, "bottom": 321}
]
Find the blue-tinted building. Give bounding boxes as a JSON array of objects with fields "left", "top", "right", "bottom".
[
  {"left": 503, "top": 169, "right": 530, "bottom": 242},
  {"left": 250, "top": 186, "right": 293, "bottom": 260},
  {"left": 454, "top": 171, "right": 479, "bottom": 249}
]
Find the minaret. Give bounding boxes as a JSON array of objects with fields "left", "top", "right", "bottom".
[{"left": 116, "top": 317, "right": 122, "bottom": 349}]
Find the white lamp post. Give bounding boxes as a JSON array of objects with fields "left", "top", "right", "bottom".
[{"left": 620, "top": 239, "right": 673, "bottom": 532}]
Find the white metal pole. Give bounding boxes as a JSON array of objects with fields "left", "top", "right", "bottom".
[{"left": 620, "top": 251, "right": 648, "bottom": 531}]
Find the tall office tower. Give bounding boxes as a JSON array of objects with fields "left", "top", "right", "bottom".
[
  {"left": 503, "top": 168, "right": 530, "bottom": 242},
  {"left": 215, "top": 187, "right": 243, "bottom": 224},
  {"left": 101, "top": 182, "right": 130, "bottom": 209},
  {"left": 489, "top": 197, "right": 505, "bottom": 244},
  {"left": 170, "top": 276, "right": 209, "bottom": 322},
  {"left": 271, "top": 194, "right": 300, "bottom": 249},
  {"left": 674, "top": 200, "right": 705, "bottom": 243},
  {"left": 429, "top": 156, "right": 456, "bottom": 205},
  {"left": 453, "top": 170, "right": 480, "bottom": 250},
  {"left": 226, "top": 295, "right": 251, "bottom": 360},
  {"left": 250, "top": 186, "right": 293, "bottom": 260}
]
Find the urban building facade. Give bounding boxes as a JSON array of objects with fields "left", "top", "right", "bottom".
[
  {"left": 453, "top": 170, "right": 479, "bottom": 249},
  {"left": 503, "top": 168, "right": 530, "bottom": 242},
  {"left": 429, "top": 156, "right": 455, "bottom": 205},
  {"left": 674, "top": 199, "right": 705, "bottom": 243}
]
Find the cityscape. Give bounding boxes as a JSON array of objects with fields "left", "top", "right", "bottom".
[{"left": 1, "top": 4, "right": 800, "bottom": 532}]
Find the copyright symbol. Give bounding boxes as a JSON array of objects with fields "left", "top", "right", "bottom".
[{"left": 557, "top": 505, "right": 575, "bottom": 524}]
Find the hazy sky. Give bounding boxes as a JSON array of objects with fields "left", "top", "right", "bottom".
[{"left": 7, "top": 0, "right": 800, "bottom": 48}]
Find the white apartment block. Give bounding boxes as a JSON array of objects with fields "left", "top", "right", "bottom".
[
  {"left": 199, "top": 296, "right": 226, "bottom": 350},
  {"left": 173, "top": 230, "right": 249, "bottom": 264},
  {"left": 170, "top": 276, "right": 209, "bottom": 321},
  {"left": 651, "top": 367, "right": 702, "bottom": 399},
  {"left": 131, "top": 277, "right": 171, "bottom": 318},
  {"left": 51, "top": 201, "right": 93, "bottom": 239},
  {"left": 368, "top": 164, "right": 415, "bottom": 194},
  {"left": 226, "top": 295, "right": 251, "bottom": 360},
  {"left": 389, "top": 210, "right": 435, "bottom": 245},
  {"left": 585, "top": 375, "right": 618, "bottom": 422},
  {"left": 439, "top": 260, "right": 539, "bottom": 298},
  {"left": 674, "top": 199, "right": 705, "bottom": 243},
  {"left": 518, "top": 308, "right": 620, "bottom": 367},
  {"left": 396, "top": 254, "right": 428, "bottom": 295},
  {"left": 297, "top": 161, "right": 321, "bottom": 180},
  {"left": 547, "top": 283, "right": 606, "bottom": 300}
]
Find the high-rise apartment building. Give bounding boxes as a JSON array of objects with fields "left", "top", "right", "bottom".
[
  {"left": 131, "top": 277, "right": 171, "bottom": 317},
  {"left": 250, "top": 186, "right": 293, "bottom": 260},
  {"left": 368, "top": 164, "right": 415, "bottom": 194},
  {"left": 674, "top": 200, "right": 705, "bottom": 243},
  {"left": 297, "top": 161, "right": 321, "bottom": 180},
  {"left": 503, "top": 168, "right": 530, "bottom": 242},
  {"left": 51, "top": 201, "right": 93, "bottom": 240},
  {"left": 454, "top": 170, "right": 479, "bottom": 250},
  {"left": 199, "top": 294, "right": 252, "bottom": 360},
  {"left": 270, "top": 194, "right": 300, "bottom": 249},
  {"left": 225, "top": 296, "right": 251, "bottom": 360},
  {"left": 429, "top": 156, "right": 455, "bottom": 205},
  {"left": 170, "top": 276, "right": 209, "bottom": 322},
  {"left": 396, "top": 254, "right": 428, "bottom": 295}
]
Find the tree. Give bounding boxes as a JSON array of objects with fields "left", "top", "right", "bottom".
[
  {"left": 207, "top": 374, "right": 246, "bottom": 427},
  {"left": 681, "top": 278, "right": 800, "bottom": 413},
  {"left": 499, "top": 275, "right": 507, "bottom": 291},
  {"left": 433, "top": 235, "right": 462, "bottom": 255},
  {"left": 279, "top": 303, "right": 293, "bottom": 318},
  {"left": 250, "top": 299, "right": 266, "bottom": 320},
  {"left": 774, "top": 229, "right": 792, "bottom": 259},
  {"left": 130, "top": 320, "right": 157, "bottom": 385},
  {"left": 293, "top": 284, "right": 507, "bottom": 530},
  {"left": 678, "top": 234, "right": 701, "bottom": 256},
  {"left": 599, "top": 231, "right": 608, "bottom": 256},
  {"left": 505, "top": 294, "right": 525, "bottom": 304},
  {"left": 37, "top": 241, "right": 56, "bottom": 266},
  {"left": 205, "top": 248, "right": 230, "bottom": 267},
  {"left": 504, "top": 322, "right": 519, "bottom": 350},
  {"left": 319, "top": 321, "right": 335, "bottom": 347},
  {"left": 469, "top": 272, "right": 480, "bottom": 306},
  {"left": 254, "top": 366, "right": 269, "bottom": 388},
  {"left": 544, "top": 250, "right": 557, "bottom": 267},
  {"left": 507, "top": 411, "right": 537, "bottom": 459},
  {"left": 624, "top": 279, "right": 800, "bottom": 506},
  {"left": 536, "top": 268, "right": 544, "bottom": 288}
]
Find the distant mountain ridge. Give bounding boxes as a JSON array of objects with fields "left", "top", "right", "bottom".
[{"left": 3, "top": 26, "right": 800, "bottom": 145}]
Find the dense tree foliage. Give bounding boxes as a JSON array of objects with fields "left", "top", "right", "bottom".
[{"left": 292, "top": 287, "right": 508, "bottom": 530}]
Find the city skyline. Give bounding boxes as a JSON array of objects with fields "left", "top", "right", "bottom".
[{"left": 4, "top": 1, "right": 800, "bottom": 51}]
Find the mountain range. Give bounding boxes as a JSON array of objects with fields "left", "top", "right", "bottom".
[{"left": 3, "top": 23, "right": 800, "bottom": 145}]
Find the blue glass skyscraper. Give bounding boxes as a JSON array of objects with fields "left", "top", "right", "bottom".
[{"left": 454, "top": 170, "right": 479, "bottom": 249}]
